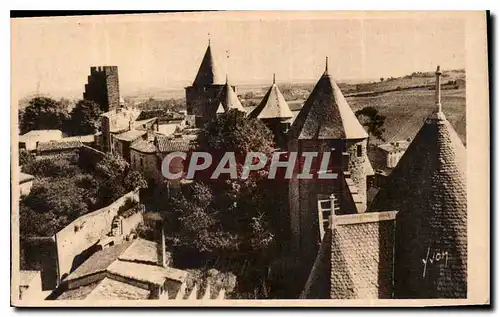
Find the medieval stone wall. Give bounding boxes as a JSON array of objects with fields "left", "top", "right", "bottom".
[
  {"left": 83, "top": 66, "right": 120, "bottom": 112},
  {"left": 346, "top": 139, "right": 367, "bottom": 212},
  {"left": 54, "top": 191, "right": 140, "bottom": 283}
]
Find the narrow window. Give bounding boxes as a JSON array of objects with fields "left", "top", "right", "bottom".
[
  {"left": 356, "top": 144, "right": 363, "bottom": 157},
  {"left": 140, "top": 158, "right": 144, "bottom": 168}
]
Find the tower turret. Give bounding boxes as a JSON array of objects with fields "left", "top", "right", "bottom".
[
  {"left": 248, "top": 74, "right": 294, "bottom": 148},
  {"left": 371, "top": 66, "right": 467, "bottom": 298},
  {"left": 185, "top": 41, "right": 233, "bottom": 127},
  {"left": 288, "top": 57, "right": 372, "bottom": 268}
]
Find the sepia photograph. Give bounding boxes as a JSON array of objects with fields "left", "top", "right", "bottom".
[{"left": 10, "top": 11, "right": 489, "bottom": 307}]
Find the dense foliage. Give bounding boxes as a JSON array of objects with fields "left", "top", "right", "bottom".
[
  {"left": 68, "top": 100, "right": 103, "bottom": 135},
  {"left": 19, "top": 153, "right": 147, "bottom": 239},
  {"left": 164, "top": 110, "right": 285, "bottom": 298},
  {"left": 355, "top": 106, "right": 386, "bottom": 146},
  {"left": 19, "top": 97, "right": 70, "bottom": 135}
]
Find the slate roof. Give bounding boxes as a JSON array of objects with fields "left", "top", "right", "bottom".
[
  {"left": 61, "top": 135, "right": 96, "bottom": 144},
  {"left": 288, "top": 66, "right": 368, "bottom": 140},
  {"left": 220, "top": 80, "right": 246, "bottom": 113},
  {"left": 370, "top": 107, "right": 467, "bottom": 298},
  {"left": 19, "top": 270, "right": 39, "bottom": 286},
  {"left": 19, "top": 172, "right": 35, "bottom": 184},
  {"left": 192, "top": 43, "right": 224, "bottom": 86},
  {"left": 37, "top": 140, "right": 83, "bottom": 152},
  {"left": 364, "top": 154, "right": 375, "bottom": 176},
  {"left": 216, "top": 102, "right": 225, "bottom": 114},
  {"left": 21, "top": 129, "right": 63, "bottom": 138},
  {"left": 118, "top": 239, "right": 159, "bottom": 265},
  {"left": 101, "top": 107, "right": 141, "bottom": 133},
  {"left": 108, "top": 261, "right": 188, "bottom": 286},
  {"left": 85, "top": 278, "right": 150, "bottom": 300},
  {"left": 57, "top": 278, "right": 150, "bottom": 300},
  {"left": 57, "top": 238, "right": 188, "bottom": 300},
  {"left": 300, "top": 211, "right": 397, "bottom": 299},
  {"left": 156, "top": 137, "right": 193, "bottom": 153},
  {"left": 248, "top": 80, "right": 294, "bottom": 120},
  {"left": 114, "top": 129, "right": 147, "bottom": 142},
  {"left": 130, "top": 139, "right": 157, "bottom": 154},
  {"left": 378, "top": 140, "right": 411, "bottom": 153},
  {"left": 65, "top": 241, "right": 134, "bottom": 281},
  {"left": 56, "top": 282, "right": 101, "bottom": 300}
]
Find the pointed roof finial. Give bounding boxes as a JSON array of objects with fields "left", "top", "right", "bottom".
[
  {"left": 435, "top": 65, "right": 442, "bottom": 113},
  {"left": 225, "top": 73, "right": 228, "bottom": 84},
  {"left": 273, "top": 73, "right": 276, "bottom": 84},
  {"left": 208, "top": 33, "right": 211, "bottom": 46},
  {"left": 325, "top": 56, "right": 329, "bottom": 75}
]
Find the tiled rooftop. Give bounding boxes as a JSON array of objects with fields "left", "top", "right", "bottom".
[
  {"left": 85, "top": 278, "right": 150, "bottom": 300},
  {"left": 107, "top": 260, "right": 187, "bottom": 286},
  {"left": 130, "top": 139, "right": 157, "bottom": 154},
  {"left": 114, "top": 129, "right": 147, "bottom": 142},
  {"left": 192, "top": 43, "right": 224, "bottom": 86},
  {"left": 37, "top": 140, "right": 83, "bottom": 152},
  {"left": 118, "top": 239, "right": 158, "bottom": 265},
  {"left": 248, "top": 82, "right": 294, "bottom": 120},
  {"left": 301, "top": 211, "right": 397, "bottom": 299},
  {"left": 370, "top": 109, "right": 467, "bottom": 298},
  {"left": 156, "top": 137, "right": 193, "bottom": 153},
  {"left": 19, "top": 172, "right": 35, "bottom": 183},
  {"left": 288, "top": 68, "right": 368, "bottom": 140}
]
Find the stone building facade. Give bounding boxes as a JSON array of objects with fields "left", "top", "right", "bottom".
[
  {"left": 185, "top": 43, "right": 240, "bottom": 127},
  {"left": 83, "top": 66, "right": 120, "bottom": 112},
  {"left": 287, "top": 61, "right": 372, "bottom": 272}
]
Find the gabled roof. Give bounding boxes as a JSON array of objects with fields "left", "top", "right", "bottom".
[
  {"left": 288, "top": 62, "right": 367, "bottom": 140},
  {"left": 114, "top": 129, "right": 147, "bottom": 142},
  {"left": 300, "top": 211, "right": 397, "bottom": 299},
  {"left": 220, "top": 79, "right": 246, "bottom": 113},
  {"left": 156, "top": 137, "right": 193, "bottom": 153},
  {"left": 370, "top": 67, "right": 467, "bottom": 298},
  {"left": 192, "top": 43, "right": 224, "bottom": 86},
  {"left": 248, "top": 76, "right": 294, "bottom": 120},
  {"left": 130, "top": 139, "right": 157, "bottom": 154},
  {"left": 37, "top": 140, "right": 83, "bottom": 152}
]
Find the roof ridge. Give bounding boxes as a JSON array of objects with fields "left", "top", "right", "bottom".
[
  {"left": 288, "top": 72, "right": 367, "bottom": 140},
  {"left": 192, "top": 43, "right": 224, "bottom": 86}
]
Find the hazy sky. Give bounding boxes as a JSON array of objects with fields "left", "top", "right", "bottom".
[{"left": 11, "top": 12, "right": 465, "bottom": 99}]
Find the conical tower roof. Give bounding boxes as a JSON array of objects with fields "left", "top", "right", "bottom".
[
  {"left": 370, "top": 66, "right": 467, "bottom": 298},
  {"left": 220, "top": 76, "right": 246, "bottom": 113},
  {"left": 192, "top": 42, "right": 224, "bottom": 86},
  {"left": 288, "top": 58, "right": 368, "bottom": 140},
  {"left": 216, "top": 102, "right": 225, "bottom": 114},
  {"left": 249, "top": 74, "right": 294, "bottom": 120}
]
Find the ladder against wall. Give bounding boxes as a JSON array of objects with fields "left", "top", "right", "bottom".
[{"left": 317, "top": 193, "right": 340, "bottom": 241}]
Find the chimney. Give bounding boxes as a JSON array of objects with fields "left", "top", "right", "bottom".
[
  {"left": 435, "top": 65, "right": 442, "bottom": 113},
  {"left": 129, "top": 119, "right": 133, "bottom": 131}
]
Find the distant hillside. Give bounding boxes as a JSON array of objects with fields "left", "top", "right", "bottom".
[{"left": 239, "top": 69, "right": 465, "bottom": 107}]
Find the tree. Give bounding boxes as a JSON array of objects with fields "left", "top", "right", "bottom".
[
  {"left": 380, "top": 77, "right": 385, "bottom": 82},
  {"left": 19, "top": 97, "right": 69, "bottom": 134},
  {"left": 95, "top": 153, "right": 129, "bottom": 179},
  {"left": 22, "top": 155, "right": 81, "bottom": 178},
  {"left": 197, "top": 109, "right": 274, "bottom": 159},
  {"left": 355, "top": 106, "right": 386, "bottom": 147},
  {"left": 19, "top": 149, "right": 35, "bottom": 167},
  {"left": 124, "top": 170, "right": 148, "bottom": 191},
  {"left": 68, "top": 100, "right": 103, "bottom": 135}
]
